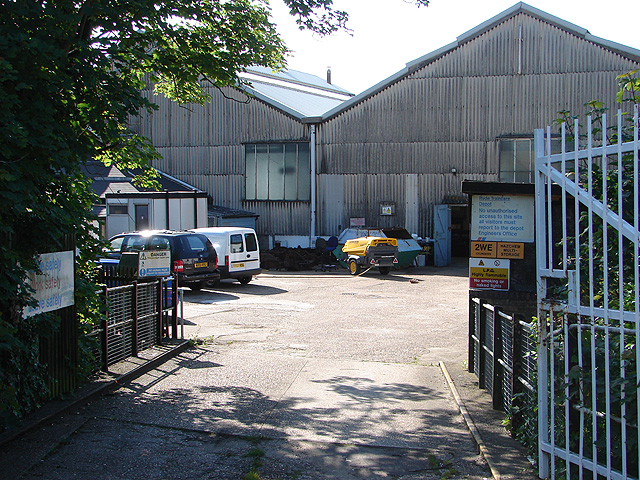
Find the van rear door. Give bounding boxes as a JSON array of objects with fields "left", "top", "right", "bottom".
[{"left": 229, "top": 232, "right": 260, "bottom": 274}]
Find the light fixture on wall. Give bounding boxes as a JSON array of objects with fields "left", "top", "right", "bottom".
[{"left": 451, "top": 167, "right": 458, "bottom": 175}]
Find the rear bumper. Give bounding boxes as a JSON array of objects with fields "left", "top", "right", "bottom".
[
  {"left": 178, "top": 271, "right": 220, "bottom": 286},
  {"left": 218, "top": 266, "right": 262, "bottom": 280}
]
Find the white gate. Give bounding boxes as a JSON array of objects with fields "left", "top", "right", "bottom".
[{"left": 534, "top": 107, "right": 639, "bottom": 479}]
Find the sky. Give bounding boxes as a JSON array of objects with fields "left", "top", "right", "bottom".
[{"left": 269, "top": 0, "right": 640, "bottom": 94}]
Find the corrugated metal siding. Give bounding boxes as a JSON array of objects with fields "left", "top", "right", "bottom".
[
  {"left": 318, "top": 140, "right": 489, "bottom": 174},
  {"left": 242, "top": 201, "right": 309, "bottom": 237},
  {"left": 405, "top": 174, "right": 418, "bottom": 234},
  {"left": 315, "top": 12, "right": 639, "bottom": 237},
  {"left": 316, "top": 172, "right": 489, "bottom": 237},
  {"left": 414, "top": 14, "right": 639, "bottom": 78},
  {"left": 133, "top": 11, "right": 640, "bottom": 241}
]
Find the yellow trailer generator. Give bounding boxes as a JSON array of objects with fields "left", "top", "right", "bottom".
[{"left": 341, "top": 237, "right": 398, "bottom": 275}]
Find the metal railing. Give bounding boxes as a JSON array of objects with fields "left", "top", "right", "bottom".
[
  {"left": 90, "top": 270, "right": 179, "bottom": 371},
  {"left": 469, "top": 297, "right": 536, "bottom": 429}
]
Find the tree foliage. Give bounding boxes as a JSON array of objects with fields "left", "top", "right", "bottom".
[{"left": 0, "top": 0, "right": 429, "bottom": 428}]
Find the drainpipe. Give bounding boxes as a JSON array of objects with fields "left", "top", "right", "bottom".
[{"left": 310, "top": 124, "right": 317, "bottom": 244}]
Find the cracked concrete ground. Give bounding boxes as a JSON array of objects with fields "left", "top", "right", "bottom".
[{"left": 2, "top": 261, "right": 535, "bottom": 479}]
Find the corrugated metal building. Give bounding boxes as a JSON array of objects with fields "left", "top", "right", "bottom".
[{"left": 133, "top": 2, "right": 640, "bottom": 251}]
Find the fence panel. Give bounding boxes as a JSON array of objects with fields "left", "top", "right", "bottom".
[
  {"left": 468, "top": 298, "right": 537, "bottom": 432},
  {"left": 91, "top": 271, "right": 177, "bottom": 371}
]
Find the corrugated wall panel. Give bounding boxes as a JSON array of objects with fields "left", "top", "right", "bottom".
[
  {"left": 242, "top": 201, "right": 309, "bottom": 237},
  {"left": 317, "top": 173, "right": 484, "bottom": 237},
  {"left": 318, "top": 175, "right": 345, "bottom": 235}
]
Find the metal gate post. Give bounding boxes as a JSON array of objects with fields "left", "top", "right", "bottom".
[
  {"left": 132, "top": 281, "right": 138, "bottom": 357},
  {"left": 157, "top": 277, "right": 164, "bottom": 343},
  {"left": 478, "top": 300, "right": 486, "bottom": 390},
  {"left": 534, "top": 127, "right": 550, "bottom": 479},
  {"left": 101, "top": 285, "right": 109, "bottom": 372},
  {"left": 492, "top": 306, "right": 504, "bottom": 411},
  {"left": 469, "top": 296, "right": 475, "bottom": 373},
  {"left": 171, "top": 278, "right": 178, "bottom": 339}
]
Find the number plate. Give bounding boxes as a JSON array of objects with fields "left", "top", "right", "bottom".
[
  {"left": 234, "top": 263, "right": 245, "bottom": 268},
  {"left": 194, "top": 262, "right": 207, "bottom": 268}
]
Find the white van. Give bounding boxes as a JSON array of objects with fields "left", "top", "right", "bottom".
[{"left": 191, "top": 227, "right": 261, "bottom": 284}]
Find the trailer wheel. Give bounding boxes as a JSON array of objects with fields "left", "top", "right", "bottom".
[
  {"left": 348, "top": 258, "right": 361, "bottom": 275},
  {"left": 379, "top": 266, "right": 391, "bottom": 275}
]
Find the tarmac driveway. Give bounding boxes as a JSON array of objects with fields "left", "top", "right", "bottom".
[{"left": 6, "top": 262, "right": 496, "bottom": 479}]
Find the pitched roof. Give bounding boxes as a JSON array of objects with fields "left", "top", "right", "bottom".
[
  {"left": 82, "top": 160, "right": 202, "bottom": 200},
  {"left": 239, "top": 66, "right": 353, "bottom": 119},
  {"left": 317, "top": 2, "right": 640, "bottom": 122}
]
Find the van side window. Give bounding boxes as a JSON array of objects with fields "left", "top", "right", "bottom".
[
  {"left": 245, "top": 233, "right": 258, "bottom": 252},
  {"left": 230, "top": 234, "right": 244, "bottom": 253}
]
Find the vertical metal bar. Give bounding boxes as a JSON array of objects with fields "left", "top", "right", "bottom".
[
  {"left": 132, "top": 281, "right": 138, "bottom": 357},
  {"left": 587, "top": 115, "right": 599, "bottom": 472},
  {"left": 601, "top": 114, "right": 613, "bottom": 479},
  {"left": 546, "top": 126, "right": 553, "bottom": 274},
  {"left": 469, "top": 296, "right": 475, "bottom": 373},
  {"left": 564, "top": 312, "right": 571, "bottom": 478},
  {"left": 634, "top": 104, "right": 640, "bottom": 479},
  {"left": 534, "top": 127, "right": 550, "bottom": 479},
  {"left": 478, "top": 300, "right": 486, "bottom": 390},
  {"left": 574, "top": 118, "right": 585, "bottom": 480},
  {"left": 562, "top": 120, "right": 573, "bottom": 478},
  {"left": 172, "top": 277, "right": 178, "bottom": 339},
  {"left": 616, "top": 110, "right": 627, "bottom": 477},
  {"left": 550, "top": 308, "right": 556, "bottom": 479},
  {"left": 492, "top": 307, "right": 503, "bottom": 411},
  {"left": 101, "top": 285, "right": 109, "bottom": 372},
  {"left": 179, "top": 288, "right": 184, "bottom": 340},
  {"left": 561, "top": 122, "right": 568, "bottom": 271},
  {"left": 157, "top": 277, "right": 164, "bottom": 343}
]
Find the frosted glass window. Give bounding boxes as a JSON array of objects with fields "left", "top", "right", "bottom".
[
  {"left": 499, "top": 138, "right": 562, "bottom": 183},
  {"left": 255, "top": 144, "right": 269, "bottom": 200},
  {"left": 284, "top": 144, "right": 298, "bottom": 201},
  {"left": 245, "top": 143, "right": 311, "bottom": 201}
]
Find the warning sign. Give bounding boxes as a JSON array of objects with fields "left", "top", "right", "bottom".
[{"left": 469, "top": 258, "right": 510, "bottom": 291}]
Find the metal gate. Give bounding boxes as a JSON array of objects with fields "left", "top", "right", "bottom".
[{"left": 534, "top": 107, "right": 639, "bottom": 479}]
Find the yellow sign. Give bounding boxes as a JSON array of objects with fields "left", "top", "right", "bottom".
[
  {"left": 497, "top": 242, "right": 524, "bottom": 259},
  {"left": 471, "top": 241, "right": 497, "bottom": 258},
  {"left": 469, "top": 258, "right": 510, "bottom": 290}
]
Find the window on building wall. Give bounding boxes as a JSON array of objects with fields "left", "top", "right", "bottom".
[
  {"left": 245, "top": 143, "right": 311, "bottom": 201},
  {"left": 499, "top": 137, "right": 562, "bottom": 183}
]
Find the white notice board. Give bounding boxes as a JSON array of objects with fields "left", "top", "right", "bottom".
[
  {"left": 25, "top": 251, "right": 75, "bottom": 317},
  {"left": 471, "top": 195, "right": 534, "bottom": 243}
]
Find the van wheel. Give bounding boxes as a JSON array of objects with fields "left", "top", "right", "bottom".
[
  {"left": 379, "top": 267, "right": 391, "bottom": 275},
  {"left": 238, "top": 276, "right": 252, "bottom": 285},
  {"left": 348, "top": 259, "right": 360, "bottom": 276},
  {"left": 189, "top": 282, "right": 206, "bottom": 291}
]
